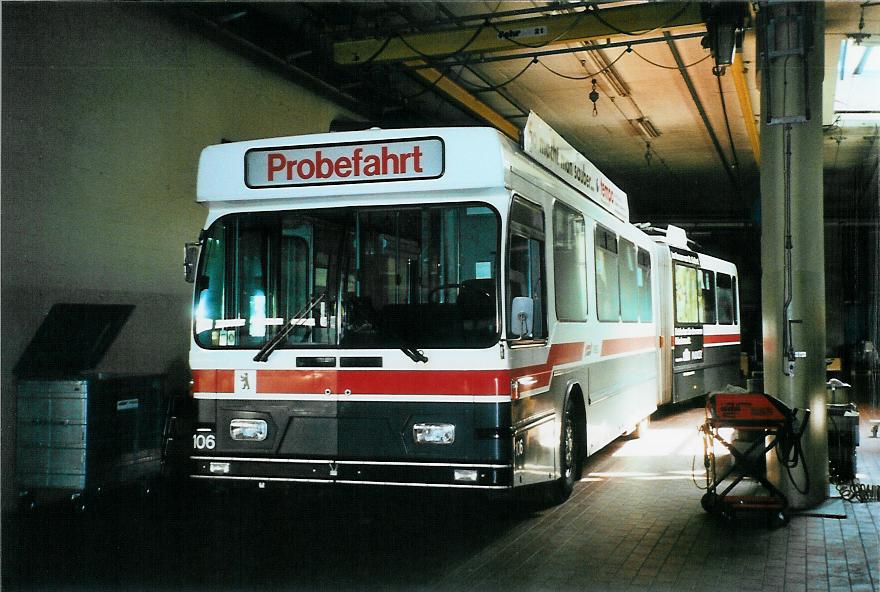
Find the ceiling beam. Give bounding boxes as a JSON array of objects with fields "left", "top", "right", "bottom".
[
  {"left": 334, "top": 3, "right": 704, "bottom": 65},
  {"left": 404, "top": 60, "right": 522, "bottom": 141},
  {"left": 665, "top": 33, "right": 739, "bottom": 189},
  {"left": 731, "top": 51, "right": 761, "bottom": 166}
]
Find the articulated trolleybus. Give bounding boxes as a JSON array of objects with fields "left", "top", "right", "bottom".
[{"left": 186, "top": 113, "right": 740, "bottom": 502}]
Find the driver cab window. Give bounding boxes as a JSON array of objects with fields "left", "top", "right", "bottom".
[{"left": 508, "top": 197, "right": 547, "bottom": 340}]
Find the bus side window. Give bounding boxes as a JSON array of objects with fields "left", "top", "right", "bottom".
[
  {"left": 508, "top": 197, "right": 547, "bottom": 339},
  {"left": 637, "top": 247, "right": 652, "bottom": 322},
  {"left": 619, "top": 238, "right": 638, "bottom": 322},
  {"left": 552, "top": 202, "right": 587, "bottom": 322},
  {"left": 717, "top": 272, "right": 734, "bottom": 325},
  {"left": 732, "top": 276, "right": 738, "bottom": 324},
  {"left": 701, "top": 270, "right": 717, "bottom": 324},
  {"left": 194, "top": 221, "right": 227, "bottom": 336},
  {"left": 595, "top": 225, "right": 620, "bottom": 322},
  {"left": 674, "top": 263, "right": 701, "bottom": 324}
]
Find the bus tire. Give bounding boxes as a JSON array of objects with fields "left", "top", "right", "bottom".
[{"left": 548, "top": 397, "right": 580, "bottom": 505}]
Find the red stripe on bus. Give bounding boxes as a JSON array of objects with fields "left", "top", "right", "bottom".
[
  {"left": 342, "top": 371, "right": 507, "bottom": 396},
  {"left": 192, "top": 369, "right": 234, "bottom": 394},
  {"left": 601, "top": 335, "right": 657, "bottom": 356},
  {"left": 194, "top": 368, "right": 508, "bottom": 396},
  {"left": 511, "top": 342, "right": 586, "bottom": 395},
  {"left": 704, "top": 334, "right": 740, "bottom": 345},
  {"left": 258, "top": 370, "right": 327, "bottom": 394},
  {"left": 195, "top": 343, "right": 588, "bottom": 398},
  {"left": 263, "top": 369, "right": 508, "bottom": 396}
]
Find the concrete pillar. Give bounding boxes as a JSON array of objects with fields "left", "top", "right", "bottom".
[{"left": 759, "top": 2, "right": 828, "bottom": 509}]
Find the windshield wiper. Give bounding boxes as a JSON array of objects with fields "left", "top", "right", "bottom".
[
  {"left": 401, "top": 346, "right": 428, "bottom": 364},
  {"left": 253, "top": 293, "right": 326, "bottom": 362}
]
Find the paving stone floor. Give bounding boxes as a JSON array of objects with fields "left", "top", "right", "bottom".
[
  {"left": 4, "top": 401, "right": 879, "bottom": 591},
  {"left": 432, "top": 403, "right": 880, "bottom": 592}
]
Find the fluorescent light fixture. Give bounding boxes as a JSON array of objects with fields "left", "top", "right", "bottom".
[{"left": 633, "top": 117, "right": 661, "bottom": 139}]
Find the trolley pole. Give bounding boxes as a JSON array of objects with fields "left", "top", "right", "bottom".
[{"left": 759, "top": 1, "right": 828, "bottom": 510}]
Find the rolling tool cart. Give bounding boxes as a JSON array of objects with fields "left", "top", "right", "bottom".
[
  {"left": 15, "top": 304, "right": 167, "bottom": 511},
  {"left": 700, "top": 392, "right": 810, "bottom": 527}
]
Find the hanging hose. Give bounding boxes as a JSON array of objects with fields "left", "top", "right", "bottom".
[
  {"left": 782, "top": 123, "right": 798, "bottom": 376},
  {"left": 774, "top": 408, "right": 811, "bottom": 495}
]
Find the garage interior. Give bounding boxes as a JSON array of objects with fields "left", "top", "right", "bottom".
[{"left": 2, "top": 2, "right": 879, "bottom": 591}]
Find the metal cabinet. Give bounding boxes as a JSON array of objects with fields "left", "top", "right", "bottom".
[{"left": 14, "top": 304, "right": 167, "bottom": 505}]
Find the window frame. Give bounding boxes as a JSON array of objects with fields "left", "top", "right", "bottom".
[
  {"left": 618, "top": 237, "right": 639, "bottom": 323},
  {"left": 594, "top": 224, "right": 621, "bottom": 323},
  {"left": 700, "top": 269, "right": 717, "bottom": 325},
  {"left": 506, "top": 195, "right": 548, "bottom": 342},
  {"left": 552, "top": 201, "right": 588, "bottom": 322},
  {"left": 673, "top": 262, "right": 702, "bottom": 325},
  {"left": 637, "top": 246, "right": 653, "bottom": 323},
  {"left": 716, "top": 272, "right": 737, "bottom": 325},
  {"left": 193, "top": 202, "right": 503, "bottom": 351}
]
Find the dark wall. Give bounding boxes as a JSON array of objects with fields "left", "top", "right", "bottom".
[{"left": 1, "top": 4, "right": 355, "bottom": 514}]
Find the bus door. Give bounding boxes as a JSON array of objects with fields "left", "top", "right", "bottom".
[
  {"left": 506, "top": 196, "right": 555, "bottom": 486},
  {"left": 670, "top": 247, "right": 705, "bottom": 402}
]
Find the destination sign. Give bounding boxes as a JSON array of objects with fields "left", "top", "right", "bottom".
[{"left": 245, "top": 138, "right": 444, "bottom": 188}]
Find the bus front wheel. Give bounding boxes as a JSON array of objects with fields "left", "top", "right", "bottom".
[{"left": 548, "top": 397, "right": 580, "bottom": 505}]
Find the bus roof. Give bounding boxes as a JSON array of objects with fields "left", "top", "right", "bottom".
[
  {"left": 196, "top": 114, "right": 629, "bottom": 223},
  {"left": 197, "top": 127, "right": 511, "bottom": 204}
]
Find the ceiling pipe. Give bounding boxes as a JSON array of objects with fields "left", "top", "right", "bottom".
[
  {"left": 372, "top": 1, "right": 599, "bottom": 38},
  {"left": 406, "top": 32, "right": 705, "bottom": 69},
  {"left": 664, "top": 32, "right": 739, "bottom": 189},
  {"left": 430, "top": 3, "right": 530, "bottom": 119},
  {"left": 393, "top": 4, "right": 524, "bottom": 142},
  {"left": 334, "top": 3, "right": 704, "bottom": 65}
]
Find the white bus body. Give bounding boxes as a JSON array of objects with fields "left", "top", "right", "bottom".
[{"left": 187, "top": 119, "right": 739, "bottom": 500}]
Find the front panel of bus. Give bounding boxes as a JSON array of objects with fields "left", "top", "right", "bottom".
[{"left": 188, "top": 201, "right": 514, "bottom": 489}]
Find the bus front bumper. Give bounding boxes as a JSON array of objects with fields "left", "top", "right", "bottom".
[{"left": 190, "top": 456, "right": 512, "bottom": 489}]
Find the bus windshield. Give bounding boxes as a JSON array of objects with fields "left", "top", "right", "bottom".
[{"left": 193, "top": 204, "right": 500, "bottom": 351}]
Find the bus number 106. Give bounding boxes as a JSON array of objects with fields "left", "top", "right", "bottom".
[{"left": 193, "top": 434, "right": 216, "bottom": 450}]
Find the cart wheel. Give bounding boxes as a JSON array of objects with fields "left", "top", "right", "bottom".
[{"left": 701, "top": 492, "right": 718, "bottom": 513}]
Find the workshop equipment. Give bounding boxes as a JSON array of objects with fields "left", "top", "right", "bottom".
[
  {"left": 827, "top": 402, "right": 859, "bottom": 482},
  {"left": 15, "top": 304, "right": 166, "bottom": 511},
  {"left": 701, "top": 392, "right": 810, "bottom": 527}
]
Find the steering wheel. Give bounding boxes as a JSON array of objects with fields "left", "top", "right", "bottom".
[{"left": 427, "top": 282, "right": 492, "bottom": 303}]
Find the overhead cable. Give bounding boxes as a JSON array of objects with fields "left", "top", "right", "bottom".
[
  {"left": 538, "top": 48, "right": 628, "bottom": 80},
  {"left": 630, "top": 48, "right": 711, "bottom": 70},
  {"left": 587, "top": 2, "right": 692, "bottom": 37}
]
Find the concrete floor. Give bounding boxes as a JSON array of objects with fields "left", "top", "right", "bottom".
[{"left": 4, "top": 402, "right": 879, "bottom": 592}]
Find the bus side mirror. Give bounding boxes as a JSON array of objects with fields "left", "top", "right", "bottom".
[
  {"left": 183, "top": 242, "right": 200, "bottom": 283},
  {"left": 510, "top": 297, "right": 534, "bottom": 338}
]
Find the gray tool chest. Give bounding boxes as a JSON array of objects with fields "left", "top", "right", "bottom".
[{"left": 15, "top": 304, "right": 166, "bottom": 507}]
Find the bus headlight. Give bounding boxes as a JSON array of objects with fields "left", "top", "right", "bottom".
[
  {"left": 230, "top": 419, "right": 268, "bottom": 441},
  {"left": 413, "top": 423, "right": 455, "bottom": 445}
]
